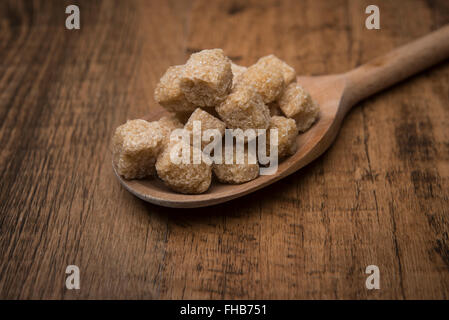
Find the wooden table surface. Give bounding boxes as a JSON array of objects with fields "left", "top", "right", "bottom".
[{"left": 1, "top": 0, "right": 448, "bottom": 300}]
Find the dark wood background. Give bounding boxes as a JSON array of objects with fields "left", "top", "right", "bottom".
[{"left": 0, "top": 0, "right": 448, "bottom": 299}]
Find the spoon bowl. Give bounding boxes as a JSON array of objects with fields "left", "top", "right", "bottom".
[
  {"left": 114, "top": 25, "right": 449, "bottom": 208},
  {"left": 114, "top": 74, "right": 346, "bottom": 207}
]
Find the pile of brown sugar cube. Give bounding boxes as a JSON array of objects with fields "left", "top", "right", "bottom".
[{"left": 112, "top": 49, "right": 319, "bottom": 194}]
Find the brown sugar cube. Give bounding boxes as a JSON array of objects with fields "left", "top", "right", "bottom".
[
  {"left": 158, "top": 114, "right": 184, "bottom": 131},
  {"left": 237, "top": 63, "right": 285, "bottom": 103},
  {"left": 156, "top": 140, "right": 212, "bottom": 194},
  {"left": 180, "top": 49, "right": 233, "bottom": 107},
  {"left": 112, "top": 119, "right": 166, "bottom": 179},
  {"left": 216, "top": 86, "right": 270, "bottom": 131},
  {"left": 213, "top": 145, "right": 259, "bottom": 184},
  {"left": 231, "top": 62, "right": 247, "bottom": 88},
  {"left": 266, "top": 116, "right": 298, "bottom": 158},
  {"left": 184, "top": 108, "right": 226, "bottom": 148},
  {"left": 157, "top": 114, "right": 184, "bottom": 144},
  {"left": 231, "top": 62, "right": 247, "bottom": 78},
  {"left": 278, "top": 82, "right": 319, "bottom": 132},
  {"left": 154, "top": 65, "right": 197, "bottom": 113},
  {"left": 257, "top": 54, "right": 296, "bottom": 85}
]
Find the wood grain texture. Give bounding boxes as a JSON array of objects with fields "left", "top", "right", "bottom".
[{"left": 0, "top": 0, "right": 448, "bottom": 299}]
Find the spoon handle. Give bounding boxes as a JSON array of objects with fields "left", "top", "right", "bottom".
[{"left": 343, "top": 24, "right": 449, "bottom": 108}]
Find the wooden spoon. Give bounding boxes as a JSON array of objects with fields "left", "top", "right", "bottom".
[{"left": 114, "top": 25, "right": 449, "bottom": 208}]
